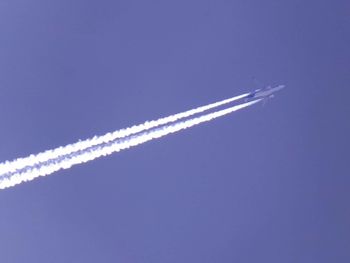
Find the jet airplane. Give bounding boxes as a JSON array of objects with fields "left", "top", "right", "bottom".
[{"left": 245, "top": 85, "right": 285, "bottom": 102}]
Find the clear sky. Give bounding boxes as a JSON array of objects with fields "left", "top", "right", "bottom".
[{"left": 0, "top": 0, "right": 349, "bottom": 262}]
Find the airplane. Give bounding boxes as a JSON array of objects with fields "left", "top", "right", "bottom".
[{"left": 245, "top": 84, "right": 285, "bottom": 103}]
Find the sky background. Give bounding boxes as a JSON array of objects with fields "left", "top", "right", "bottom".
[{"left": 0, "top": 0, "right": 349, "bottom": 262}]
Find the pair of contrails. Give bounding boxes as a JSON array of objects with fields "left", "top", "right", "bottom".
[{"left": 0, "top": 86, "right": 284, "bottom": 189}]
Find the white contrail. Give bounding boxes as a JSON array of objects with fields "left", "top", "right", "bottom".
[
  {"left": 0, "top": 99, "right": 260, "bottom": 189},
  {"left": 0, "top": 92, "right": 249, "bottom": 175}
]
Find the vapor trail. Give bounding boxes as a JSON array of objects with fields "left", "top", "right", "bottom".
[
  {"left": 0, "top": 93, "right": 249, "bottom": 175},
  {"left": 0, "top": 99, "right": 260, "bottom": 189}
]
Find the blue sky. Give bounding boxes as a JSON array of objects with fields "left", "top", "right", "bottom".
[{"left": 0, "top": 0, "right": 349, "bottom": 262}]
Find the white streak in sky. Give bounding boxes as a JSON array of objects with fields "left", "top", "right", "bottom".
[
  {"left": 0, "top": 99, "right": 260, "bottom": 189},
  {"left": 0, "top": 93, "right": 248, "bottom": 175}
]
